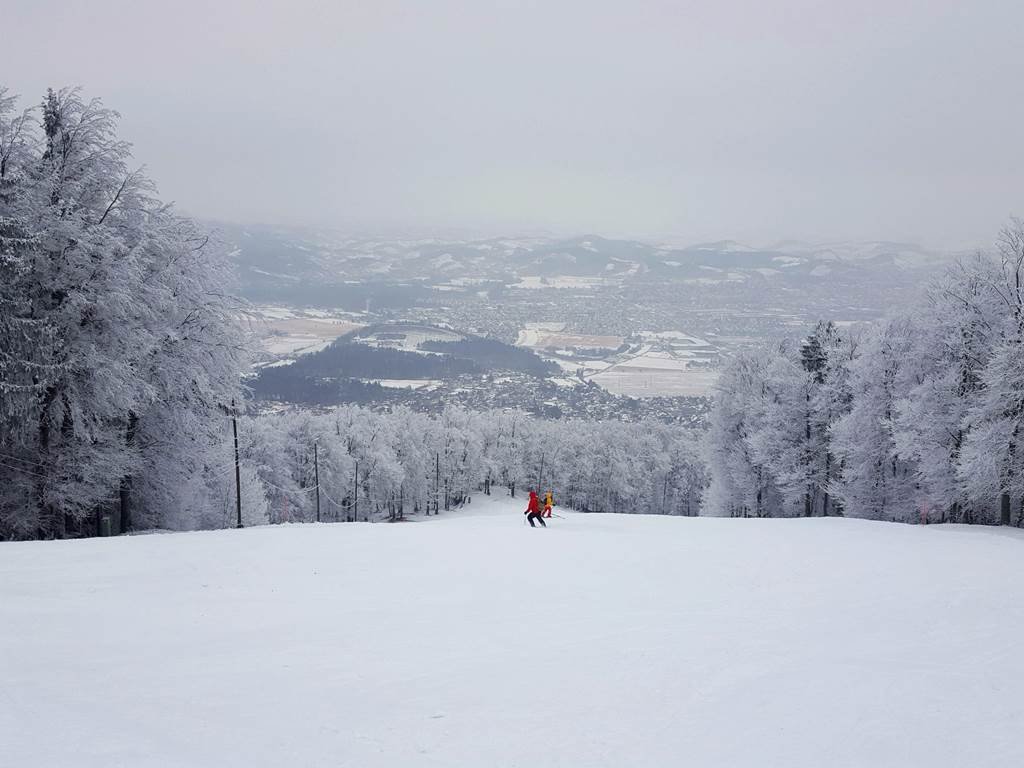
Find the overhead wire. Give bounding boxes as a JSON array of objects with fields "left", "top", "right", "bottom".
[
  {"left": 0, "top": 460, "right": 50, "bottom": 480},
  {"left": 0, "top": 450, "right": 49, "bottom": 469},
  {"left": 318, "top": 483, "right": 347, "bottom": 510},
  {"left": 258, "top": 476, "right": 319, "bottom": 496}
]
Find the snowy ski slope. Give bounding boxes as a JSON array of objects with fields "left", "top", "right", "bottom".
[{"left": 2, "top": 495, "right": 1022, "bottom": 767}]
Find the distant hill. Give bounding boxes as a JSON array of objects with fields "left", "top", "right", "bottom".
[
  {"left": 212, "top": 222, "right": 958, "bottom": 308},
  {"left": 251, "top": 323, "right": 557, "bottom": 405}
]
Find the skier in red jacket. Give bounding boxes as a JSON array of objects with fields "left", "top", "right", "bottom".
[{"left": 525, "top": 489, "right": 546, "bottom": 527}]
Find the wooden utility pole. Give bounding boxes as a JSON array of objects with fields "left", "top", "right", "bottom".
[
  {"left": 353, "top": 460, "right": 359, "bottom": 522},
  {"left": 232, "top": 398, "right": 242, "bottom": 529},
  {"left": 314, "top": 442, "right": 321, "bottom": 523}
]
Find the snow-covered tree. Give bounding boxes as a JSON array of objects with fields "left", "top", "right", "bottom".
[
  {"left": 831, "top": 317, "right": 919, "bottom": 521},
  {"left": 704, "top": 348, "right": 783, "bottom": 517},
  {"left": 0, "top": 87, "right": 249, "bottom": 539},
  {"left": 957, "top": 222, "right": 1024, "bottom": 524},
  {"left": 704, "top": 223, "right": 1024, "bottom": 526},
  {"left": 218, "top": 406, "right": 708, "bottom": 524}
]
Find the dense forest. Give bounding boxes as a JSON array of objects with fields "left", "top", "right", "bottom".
[
  {"left": 277, "top": 336, "right": 482, "bottom": 378},
  {"left": 251, "top": 370, "right": 392, "bottom": 406},
  {"left": 0, "top": 87, "right": 249, "bottom": 538},
  {"left": 211, "top": 406, "right": 707, "bottom": 529},
  {"left": 705, "top": 221, "right": 1024, "bottom": 526},
  {"left": 418, "top": 337, "right": 556, "bottom": 376}
]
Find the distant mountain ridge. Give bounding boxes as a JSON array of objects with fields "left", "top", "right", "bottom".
[
  {"left": 216, "top": 222, "right": 950, "bottom": 273},
  {"left": 209, "top": 220, "right": 959, "bottom": 309}
]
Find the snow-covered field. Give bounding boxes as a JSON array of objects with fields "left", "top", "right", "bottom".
[
  {"left": 592, "top": 366, "right": 720, "bottom": 396},
  {"left": 3, "top": 495, "right": 1023, "bottom": 767},
  {"left": 253, "top": 308, "right": 363, "bottom": 360},
  {"left": 515, "top": 327, "right": 624, "bottom": 351},
  {"left": 355, "top": 326, "right": 464, "bottom": 351},
  {"left": 261, "top": 334, "right": 335, "bottom": 356}
]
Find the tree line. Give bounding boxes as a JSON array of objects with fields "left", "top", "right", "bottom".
[
  {"left": 207, "top": 406, "right": 707, "bottom": 529},
  {"left": 705, "top": 221, "right": 1024, "bottom": 525},
  {"left": 0, "top": 87, "right": 248, "bottom": 538}
]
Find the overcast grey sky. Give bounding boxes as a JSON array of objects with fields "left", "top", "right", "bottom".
[{"left": 4, "top": 0, "right": 1021, "bottom": 247}]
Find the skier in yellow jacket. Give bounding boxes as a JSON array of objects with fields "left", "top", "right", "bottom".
[{"left": 543, "top": 491, "right": 554, "bottom": 518}]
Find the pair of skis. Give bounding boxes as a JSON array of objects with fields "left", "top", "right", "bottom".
[{"left": 523, "top": 513, "right": 565, "bottom": 525}]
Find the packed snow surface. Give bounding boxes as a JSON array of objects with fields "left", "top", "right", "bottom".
[{"left": 3, "top": 495, "right": 1023, "bottom": 767}]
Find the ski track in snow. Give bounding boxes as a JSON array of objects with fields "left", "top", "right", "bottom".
[{"left": 2, "top": 496, "right": 1023, "bottom": 767}]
